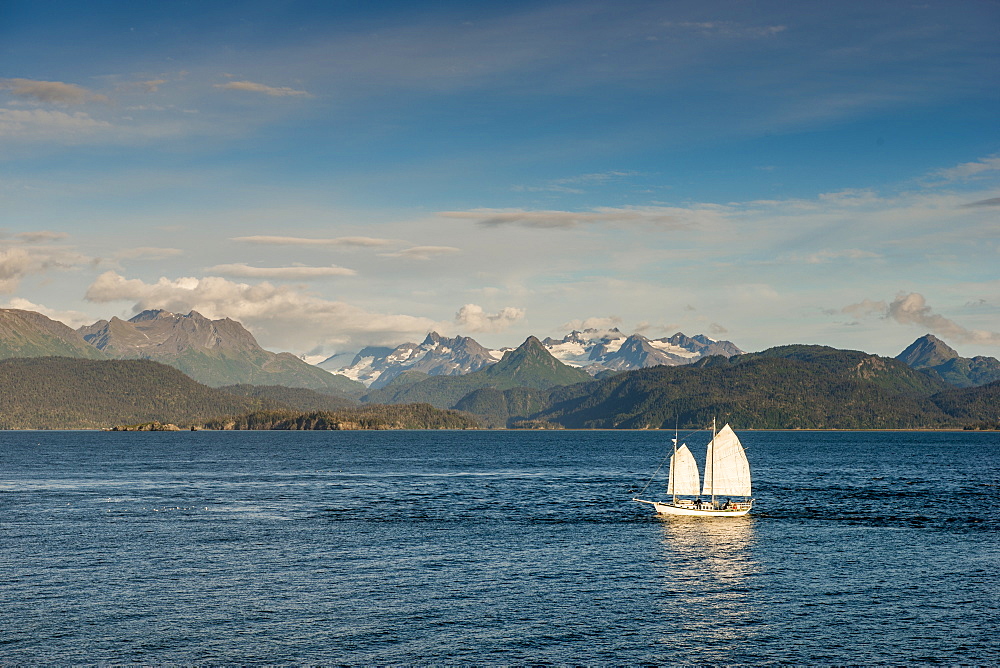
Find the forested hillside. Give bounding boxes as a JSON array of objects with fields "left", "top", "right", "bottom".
[
  {"left": 0, "top": 357, "right": 269, "bottom": 429},
  {"left": 533, "top": 346, "right": 974, "bottom": 429}
]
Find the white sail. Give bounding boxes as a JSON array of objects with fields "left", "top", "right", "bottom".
[
  {"left": 702, "top": 423, "right": 752, "bottom": 497},
  {"left": 667, "top": 444, "right": 700, "bottom": 496}
]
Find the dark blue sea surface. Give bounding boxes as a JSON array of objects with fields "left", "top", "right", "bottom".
[{"left": 1, "top": 429, "right": 997, "bottom": 664}]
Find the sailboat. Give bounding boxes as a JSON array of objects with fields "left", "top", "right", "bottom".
[{"left": 634, "top": 419, "right": 753, "bottom": 517}]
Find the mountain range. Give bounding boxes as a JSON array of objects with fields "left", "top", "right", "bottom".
[
  {"left": 361, "top": 336, "right": 593, "bottom": 412},
  {"left": 323, "top": 331, "right": 501, "bottom": 388},
  {"left": 542, "top": 328, "right": 743, "bottom": 373},
  {"left": 323, "top": 327, "right": 744, "bottom": 387},
  {"left": 1, "top": 305, "right": 998, "bottom": 430}
]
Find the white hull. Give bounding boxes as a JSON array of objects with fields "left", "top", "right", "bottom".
[{"left": 634, "top": 498, "right": 751, "bottom": 517}]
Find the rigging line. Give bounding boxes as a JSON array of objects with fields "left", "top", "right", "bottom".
[{"left": 634, "top": 448, "right": 672, "bottom": 497}]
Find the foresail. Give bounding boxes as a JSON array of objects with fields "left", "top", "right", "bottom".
[
  {"left": 667, "top": 444, "right": 700, "bottom": 496},
  {"left": 702, "top": 423, "right": 752, "bottom": 497}
]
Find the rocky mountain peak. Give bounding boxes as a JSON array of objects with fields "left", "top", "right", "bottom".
[
  {"left": 82, "top": 308, "right": 265, "bottom": 357},
  {"left": 421, "top": 331, "right": 444, "bottom": 346},
  {"left": 897, "top": 334, "right": 960, "bottom": 368},
  {"left": 129, "top": 309, "right": 173, "bottom": 323}
]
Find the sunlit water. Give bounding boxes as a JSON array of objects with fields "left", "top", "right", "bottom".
[{"left": 1, "top": 429, "right": 997, "bottom": 664}]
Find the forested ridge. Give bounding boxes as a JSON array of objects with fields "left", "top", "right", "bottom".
[
  {"left": 533, "top": 347, "right": 994, "bottom": 429},
  {"left": 0, "top": 357, "right": 268, "bottom": 429}
]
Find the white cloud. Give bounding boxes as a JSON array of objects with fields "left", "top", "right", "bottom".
[
  {"left": 841, "top": 298, "right": 888, "bottom": 320},
  {"left": 140, "top": 79, "right": 168, "bottom": 93},
  {"left": 12, "top": 230, "right": 70, "bottom": 243},
  {"left": 560, "top": 316, "right": 623, "bottom": 332},
  {"left": 206, "top": 263, "right": 357, "bottom": 278},
  {"left": 439, "top": 206, "right": 717, "bottom": 229},
  {"left": 930, "top": 155, "right": 1000, "bottom": 184},
  {"left": 817, "top": 189, "right": 880, "bottom": 206},
  {"left": 0, "top": 108, "right": 112, "bottom": 140},
  {"left": 0, "top": 248, "right": 33, "bottom": 293},
  {"left": 233, "top": 235, "right": 395, "bottom": 247},
  {"left": 455, "top": 303, "right": 525, "bottom": 333},
  {"left": 0, "top": 78, "right": 108, "bottom": 105},
  {"left": 0, "top": 244, "right": 88, "bottom": 293},
  {"left": 84, "top": 271, "right": 443, "bottom": 352},
  {"left": 379, "top": 246, "right": 460, "bottom": 260},
  {"left": 215, "top": 80, "right": 310, "bottom": 97},
  {"left": 842, "top": 292, "right": 1000, "bottom": 347}
]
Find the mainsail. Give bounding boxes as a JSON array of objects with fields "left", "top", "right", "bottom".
[
  {"left": 702, "top": 423, "right": 752, "bottom": 497},
  {"left": 667, "top": 444, "right": 700, "bottom": 496}
]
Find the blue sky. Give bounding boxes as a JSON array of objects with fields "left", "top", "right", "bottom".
[{"left": 2, "top": 0, "right": 999, "bottom": 359}]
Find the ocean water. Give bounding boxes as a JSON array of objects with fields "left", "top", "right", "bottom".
[{"left": 1, "top": 429, "right": 997, "bottom": 665}]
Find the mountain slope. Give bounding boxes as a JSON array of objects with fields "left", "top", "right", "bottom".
[
  {"left": 0, "top": 309, "right": 108, "bottom": 360},
  {"left": 362, "top": 336, "right": 593, "bottom": 409},
  {"left": 80, "top": 309, "right": 364, "bottom": 395},
  {"left": 926, "top": 380, "right": 1000, "bottom": 424},
  {"left": 0, "top": 357, "right": 269, "bottom": 429},
  {"left": 533, "top": 345, "right": 956, "bottom": 429},
  {"left": 897, "top": 334, "right": 959, "bottom": 368},
  {"left": 452, "top": 386, "right": 556, "bottom": 428},
  {"left": 896, "top": 334, "right": 1000, "bottom": 387}
]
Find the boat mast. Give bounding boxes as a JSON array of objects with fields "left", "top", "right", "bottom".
[
  {"left": 670, "top": 426, "right": 678, "bottom": 504},
  {"left": 710, "top": 417, "right": 717, "bottom": 508}
]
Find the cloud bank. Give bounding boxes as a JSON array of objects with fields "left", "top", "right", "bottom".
[
  {"left": 206, "top": 263, "right": 357, "bottom": 279},
  {"left": 439, "top": 207, "right": 709, "bottom": 229},
  {"left": 215, "top": 81, "right": 310, "bottom": 97},
  {"left": 0, "top": 234, "right": 88, "bottom": 293},
  {"left": 0, "top": 78, "right": 108, "bottom": 105},
  {"left": 843, "top": 292, "right": 1000, "bottom": 347},
  {"left": 560, "top": 316, "right": 624, "bottom": 333},
  {"left": 0, "top": 108, "right": 111, "bottom": 140}
]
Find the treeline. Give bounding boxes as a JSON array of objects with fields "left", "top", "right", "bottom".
[{"left": 202, "top": 403, "right": 482, "bottom": 430}]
